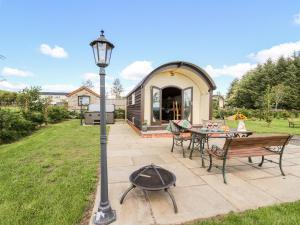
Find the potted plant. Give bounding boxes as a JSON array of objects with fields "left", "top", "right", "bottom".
[
  {"left": 142, "top": 120, "right": 148, "bottom": 132},
  {"left": 233, "top": 112, "right": 247, "bottom": 131}
]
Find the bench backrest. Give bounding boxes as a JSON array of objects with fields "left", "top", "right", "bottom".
[{"left": 224, "top": 135, "right": 292, "bottom": 154}]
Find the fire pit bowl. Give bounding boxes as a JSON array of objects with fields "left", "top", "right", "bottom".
[{"left": 120, "top": 164, "right": 178, "bottom": 213}]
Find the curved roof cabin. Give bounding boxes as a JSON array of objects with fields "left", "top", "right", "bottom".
[{"left": 126, "top": 61, "right": 216, "bottom": 130}]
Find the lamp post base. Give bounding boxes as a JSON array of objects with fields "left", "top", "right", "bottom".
[{"left": 93, "top": 208, "right": 116, "bottom": 225}]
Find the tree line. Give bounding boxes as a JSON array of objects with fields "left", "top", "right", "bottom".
[{"left": 226, "top": 56, "right": 300, "bottom": 110}]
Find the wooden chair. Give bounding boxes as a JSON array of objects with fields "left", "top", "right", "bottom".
[
  {"left": 207, "top": 135, "right": 292, "bottom": 183},
  {"left": 169, "top": 120, "right": 192, "bottom": 157}
]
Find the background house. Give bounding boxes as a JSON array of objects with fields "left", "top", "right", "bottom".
[
  {"left": 66, "top": 86, "right": 100, "bottom": 111},
  {"left": 40, "top": 86, "right": 126, "bottom": 111},
  {"left": 40, "top": 92, "right": 68, "bottom": 105}
]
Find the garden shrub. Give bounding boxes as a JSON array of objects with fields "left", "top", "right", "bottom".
[
  {"left": 23, "top": 111, "right": 45, "bottom": 126},
  {"left": 0, "top": 109, "right": 35, "bottom": 144},
  {"left": 68, "top": 110, "right": 80, "bottom": 119},
  {"left": 48, "top": 106, "right": 69, "bottom": 123},
  {"left": 114, "top": 108, "right": 125, "bottom": 119}
]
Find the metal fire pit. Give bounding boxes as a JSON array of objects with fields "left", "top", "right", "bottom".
[{"left": 120, "top": 164, "right": 178, "bottom": 213}]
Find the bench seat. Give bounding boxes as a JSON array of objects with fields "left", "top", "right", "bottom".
[{"left": 207, "top": 135, "right": 292, "bottom": 184}]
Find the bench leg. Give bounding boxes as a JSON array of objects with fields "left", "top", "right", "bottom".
[
  {"left": 222, "top": 158, "right": 227, "bottom": 184},
  {"left": 171, "top": 137, "right": 175, "bottom": 152},
  {"left": 207, "top": 154, "right": 213, "bottom": 172},
  {"left": 258, "top": 156, "right": 264, "bottom": 167},
  {"left": 279, "top": 153, "right": 285, "bottom": 176},
  {"left": 248, "top": 157, "right": 253, "bottom": 163}
]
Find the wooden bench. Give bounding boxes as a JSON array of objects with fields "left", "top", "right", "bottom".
[
  {"left": 207, "top": 135, "right": 292, "bottom": 184},
  {"left": 288, "top": 118, "right": 300, "bottom": 128}
]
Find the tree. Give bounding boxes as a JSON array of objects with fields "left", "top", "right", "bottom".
[
  {"left": 82, "top": 79, "right": 94, "bottom": 88},
  {"left": 17, "top": 87, "right": 43, "bottom": 112},
  {"left": 41, "top": 96, "right": 52, "bottom": 125},
  {"left": 111, "top": 78, "right": 124, "bottom": 99},
  {"left": 263, "top": 86, "right": 273, "bottom": 127},
  {"left": 271, "top": 84, "right": 287, "bottom": 111},
  {"left": 226, "top": 56, "right": 300, "bottom": 110}
]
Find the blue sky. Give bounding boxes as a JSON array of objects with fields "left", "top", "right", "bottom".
[{"left": 1, "top": 0, "right": 300, "bottom": 95}]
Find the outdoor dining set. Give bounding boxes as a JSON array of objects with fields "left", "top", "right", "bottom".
[{"left": 168, "top": 119, "right": 292, "bottom": 184}]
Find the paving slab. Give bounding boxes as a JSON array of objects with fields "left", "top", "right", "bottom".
[
  {"left": 89, "top": 122, "right": 300, "bottom": 225},
  {"left": 231, "top": 164, "right": 274, "bottom": 180},
  {"left": 249, "top": 175, "right": 300, "bottom": 202},
  {"left": 201, "top": 173, "right": 279, "bottom": 210},
  {"left": 108, "top": 156, "right": 134, "bottom": 167},
  {"left": 148, "top": 185, "right": 236, "bottom": 225},
  {"left": 161, "top": 162, "right": 206, "bottom": 187}
]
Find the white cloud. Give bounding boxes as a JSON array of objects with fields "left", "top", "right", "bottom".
[
  {"left": 294, "top": 13, "right": 300, "bottom": 25},
  {"left": 82, "top": 72, "right": 114, "bottom": 82},
  {"left": 42, "top": 84, "right": 75, "bottom": 92},
  {"left": 0, "top": 80, "right": 27, "bottom": 91},
  {"left": 248, "top": 41, "right": 300, "bottom": 63},
  {"left": 204, "top": 63, "right": 256, "bottom": 78},
  {"left": 120, "top": 61, "right": 153, "bottom": 80},
  {"left": 1, "top": 67, "right": 33, "bottom": 77},
  {"left": 82, "top": 72, "right": 98, "bottom": 82},
  {"left": 40, "top": 44, "right": 68, "bottom": 58}
]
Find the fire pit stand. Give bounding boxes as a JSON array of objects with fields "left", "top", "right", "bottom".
[{"left": 120, "top": 164, "right": 178, "bottom": 213}]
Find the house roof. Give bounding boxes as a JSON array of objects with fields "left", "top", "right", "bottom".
[
  {"left": 40, "top": 92, "right": 68, "bottom": 96},
  {"left": 66, "top": 86, "right": 100, "bottom": 97},
  {"left": 126, "top": 61, "right": 217, "bottom": 97}
]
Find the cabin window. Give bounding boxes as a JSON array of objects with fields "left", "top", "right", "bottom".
[
  {"left": 151, "top": 87, "right": 161, "bottom": 124},
  {"left": 78, "top": 95, "right": 90, "bottom": 106},
  {"left": 183, "top": 87, "right": 193, "bottom": 122},
  {"left": 131, "top": 92, "right": 135, "bottom": 105}
]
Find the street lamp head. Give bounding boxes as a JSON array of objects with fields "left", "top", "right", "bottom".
[{"left": 90, "top": 30, "right": 114, "bottom": 68}]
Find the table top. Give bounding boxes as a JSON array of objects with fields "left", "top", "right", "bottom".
[{"left": 188, "top": 128, "right": 253, "bottom": 135}]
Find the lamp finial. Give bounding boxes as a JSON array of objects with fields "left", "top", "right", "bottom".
[{"left": 100, "top": 30, "right": 104, "bottom": 36}]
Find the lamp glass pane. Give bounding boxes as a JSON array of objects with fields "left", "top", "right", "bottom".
[
  {"left": 92, "top": 43, "right": 98, "bottom": 64},
  {"left": 105, "top": 46, "right": 112, "bottom": 65},
  {"left": 97, "top": 42, "right": 107, "bottom": 65}
]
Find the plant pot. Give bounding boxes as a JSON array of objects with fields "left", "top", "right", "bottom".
[
  {"left": 142, "top": 125, "right": 147, "bottom": 132},
  {"left": 237, "top": 120, "right": 246, "bottom": 131}
]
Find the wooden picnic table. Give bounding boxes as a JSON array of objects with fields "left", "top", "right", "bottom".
[{"left": 188, "top": 128, "right": 253, "bottom": 167}]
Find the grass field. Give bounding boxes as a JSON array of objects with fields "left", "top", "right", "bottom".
[
  {"left": 0, "top": 120, "right": 99, "bottom": 225},
  {"left": 194, "top": 201, "right": 300, "bottom": 225},
  {"left": 226, "top": 119, "right": 300, "bottom": 135}
]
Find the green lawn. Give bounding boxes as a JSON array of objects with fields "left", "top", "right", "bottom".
[
  {"left": 226, "top": 119, "right": 300, "bottom": 135},
  {"left": 0, "top": 120, "right": 99, "bottom": 225},
  {"left": 193, "top": 201, "right": 300, "bottom": 225}
]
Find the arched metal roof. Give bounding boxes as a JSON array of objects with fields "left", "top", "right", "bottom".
[{"left": 126, "top": 61, "right": 216, "bottom": 97}]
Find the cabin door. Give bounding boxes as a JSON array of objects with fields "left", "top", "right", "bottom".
[
  {"left": 182, "top": 87, "right": 193, "bottom": 123},
  {"left": 151, "top": 86, "right": 161, "bottom": 125}
]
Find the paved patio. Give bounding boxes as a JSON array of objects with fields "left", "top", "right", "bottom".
[{"left": 89, "top": 122, "right": 300, "bottom": 225}]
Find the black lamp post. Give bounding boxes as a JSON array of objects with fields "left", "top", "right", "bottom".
[
  {"left": 90, "top": 30, "right": 116, "bottom": 225},
  {"left": 79, "top": 98, "right": 83, "bottom": 125}
]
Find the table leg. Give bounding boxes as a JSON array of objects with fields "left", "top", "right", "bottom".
[
  {"left": 189, "top": 133, "right": 195, "bottom": 159},
  {"left": 200, "top": 136, "right": 206, "bottom": 167}
]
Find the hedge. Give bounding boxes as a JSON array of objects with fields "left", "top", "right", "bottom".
[
  {"left": 48, "top": 106, "right": 69, "bottom": 123},
  {"left": 0, "top": 109, "right": 35, "bottom": 143},
  {"left": 214, "top": 108, "right": 300, "bottom": 120}
]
